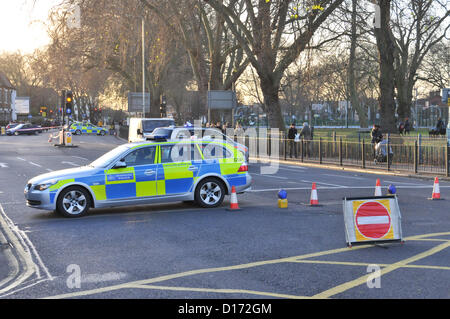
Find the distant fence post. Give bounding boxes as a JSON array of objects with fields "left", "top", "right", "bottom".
[
  {"left": 446, "top": 145, "right": 449, "bottom": 177},
  {"left": 284, "top": 132, "right": 287, "bottom": 160},
  {"left": 339, "top": 137, "right": 343, "bottom": 166},
  {"left": 418, "top": 133, "right": 422, "bottom": 164},
  {"left": 387, "top": 133, "right": 391, "bottom": 171},
  {"left": 414, "top": 140, "right": 418, "bottom": 174},
  {"left": 362, "top": 139, "right": 365, "bottom": 169},
  {"left": 319, "top": 137, "right": 322, "bottom": 164},
  {"left": 301, "top": 138, "right": 304, "bottom": 162}
]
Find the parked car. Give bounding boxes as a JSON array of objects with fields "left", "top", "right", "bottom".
[
  {"left": 69, "top": 121, "right": 108, "bottom": 136},
  {"left": 6, "top": 123, "right": 19, "bottom": 130},
  {"left": 128, "top": 117, "right": 176, "bottom": 142},
  {"left": 24, "top": 138, "right": 251, "bottom": 217},
  {"left": 6, "top": 123, "right": 42, "bottom": 135}
]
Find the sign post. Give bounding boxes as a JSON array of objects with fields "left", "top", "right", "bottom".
[{"left": 207, "top": 90, "right": 237, "bottom": 124}]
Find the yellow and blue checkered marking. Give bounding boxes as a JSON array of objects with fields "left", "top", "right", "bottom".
[{"left": 48, "top": 141, "right": 247, "bottom": 203}]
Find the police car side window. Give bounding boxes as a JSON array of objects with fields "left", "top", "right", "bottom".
[
  {"left": 123, "top": 146, "right": 156, "bottom": 166},
  {"left": 160, "top": 144, "right": 201, "bottom": 163},
  {"left": 202, "top": 144, "right": 232, "bottom": 159}
]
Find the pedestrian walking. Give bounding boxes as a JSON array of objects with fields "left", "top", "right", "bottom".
[
  {"left": 287, "top": 123, "right": 298, "bottom": 158},
  {"left": 299, "top": 122, "right": 312, "bottom": 157}
]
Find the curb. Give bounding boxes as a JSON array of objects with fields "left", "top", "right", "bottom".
[{"left": 250, "top": 157, "right": 450, "bottom": 182}]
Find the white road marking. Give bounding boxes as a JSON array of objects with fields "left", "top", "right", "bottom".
[
  {"left": 0, "top": 163, "right": 8, "bottom": 168},
  {"left": 301, "top": 180, "right": 347, "bottom": 188},
  {"left": 16, "top": 157, "right": 26, "bottom": 161},
  {"left": 248, "top": 185, "right": 450, "bottom": 192},
  {"left": 71, "top": 156, "right": 89, "bottom": 161},
  {"left": 61, "top": 161, "right": 79, "bottom": 167},
  {"left": 323, "top": 174, "right": 366, "bottom": 180},
  {"left": 282, "top": 165, "right": 307, "bottom": 170},
  {"left": 46, "top": 169, "right": 53, "bottom": 172},
  {"left": 383, "top": 180, "right": 426, "bottom": 186},
  {"left": 252, "top": 173, "right": 288, "bottom": 180},
  {"left": 29, "top": 162, "right": 42, "bottom": 168},
  {"left": 0, "top": 203, "right": 53, "bottom": 297}
]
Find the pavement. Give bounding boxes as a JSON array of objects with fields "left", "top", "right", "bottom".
[{"left": 0, "top": 132, "right": 449, "bottom": 299}]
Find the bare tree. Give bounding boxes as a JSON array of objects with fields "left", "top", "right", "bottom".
[
  {"left": 391, "top": 0, "right": 450, "bottom": 120},
  {"left": 204, "top": 0, "right": 345, "bottom": 130}
]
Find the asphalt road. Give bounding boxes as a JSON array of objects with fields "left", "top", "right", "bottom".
[{"left": 0, "top": 132, "right": 449, "bottom": 299}]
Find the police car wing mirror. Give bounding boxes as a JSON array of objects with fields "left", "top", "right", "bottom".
[
  {"left": 113, "top": 160, "right": 127, "bottom": 169},
  {"left": 137, "top": 129, "right": 142, "bottom": 135}
]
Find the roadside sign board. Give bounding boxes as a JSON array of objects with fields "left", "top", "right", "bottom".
[
  {"left": 343, "top": 195, "right": 403, "bottom": 247},
  {"left": 207, "top": 90, "right": 237, "bottom": 110},
  {"left": 128, "top": 92, "right": 150, "bottom": 113},
  {"left": 15, "top": 97, "right": 30, "bottom": 114}
]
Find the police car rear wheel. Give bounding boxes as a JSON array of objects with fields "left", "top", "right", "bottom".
[
  {"left": 75, "top": 129, "right": 81, "bottom": 135},
  {"left": 100, "top": 130, "right": 106, "bottom": 136},
  {"left": 56, "top": 186, "right": 91, "bottom": 218},
  {"left": 195, "top": 178, "right": 225, "bottom": 208}
]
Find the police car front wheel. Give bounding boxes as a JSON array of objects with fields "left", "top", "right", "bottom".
[
  {"left": 195, "top": 178, "right": 225, "bottom": 208},
  {"left": 56, "top": 186, "right": 91, "bottom": 218}
]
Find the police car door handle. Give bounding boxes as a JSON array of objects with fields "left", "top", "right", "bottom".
[
  {"left": 188, "top": 166, "right": 198, "bottom": 171},
  {"left": 144, "top": 169, "right": 155, "bottom": 176}
]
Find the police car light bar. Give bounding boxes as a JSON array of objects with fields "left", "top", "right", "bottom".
[{"left": 146, "top": 135, "right": 167, "bottom": 141}]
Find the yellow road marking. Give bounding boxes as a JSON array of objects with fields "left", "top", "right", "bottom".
[
  {"left": 129, "top": 284, "right": 310, "bottom": 299},
  {"left": 312, "top": 240, "right": 450, "bottom": 299},
  {"left": 43, "top": 232, "right": 450, "bottom": 299},
  {"left": 44, "top": 246, "right": 368, "bottom": 299},
  {"left": 289, "top": 259, "right": 450, "bottom": 271}
]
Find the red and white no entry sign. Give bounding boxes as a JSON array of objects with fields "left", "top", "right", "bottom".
[{"left": 355, "top": 201, "right": 391, "bottom": 239}]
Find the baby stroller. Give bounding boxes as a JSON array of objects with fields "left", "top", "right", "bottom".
[{"left": 374, "top": 138, "right": 393, "bottom": 165}]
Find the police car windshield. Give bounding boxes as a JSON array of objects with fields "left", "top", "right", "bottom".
[
  {"left": 143, "top": 120, "right": 174, "bottom": 132},
  {"left": 89, "top": 144, "right": 131, "bottom": 168}
]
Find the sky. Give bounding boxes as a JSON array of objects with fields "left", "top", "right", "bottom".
[{"left": 0, "top": 0, "right": 62, "bottom": 54}]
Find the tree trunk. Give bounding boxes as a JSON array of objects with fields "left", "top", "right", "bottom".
[
  {"left": 260, "top": 76, "right": 284, "bottom": 131},
  {"left": 374, "top": 0, "right": 397, "bottom": 133},
  {"left": 348, "top": 0, "right": 367, "bottom": 128},
  {"left": 396, "top": 82, "right": 413, "bottom": 121}
]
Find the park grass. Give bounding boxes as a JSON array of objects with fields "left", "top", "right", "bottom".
[{"left": 313, "top": 127, "right": 447, "bottom": 147}]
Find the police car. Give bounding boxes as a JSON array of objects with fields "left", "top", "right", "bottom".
[
  {"left": 24, "top": 138, "right": 251, "bottom": 217},
  {"left": 69, "top": 121, "right": 108, "bottom": 136}
]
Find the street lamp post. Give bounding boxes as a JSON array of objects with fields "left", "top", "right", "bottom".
[{"left": 142, "top": 16, "right": 145, "bottom": 118}]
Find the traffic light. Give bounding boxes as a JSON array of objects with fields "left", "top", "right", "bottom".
[
  {"left": 65, "top": 91, "right": 74, "bottom": 114},
  {"left": 442, "top": 88, "right": 449, "bottom": 104},
  {"left": 160, "top": 95, "right": 167, "bottom": 117}
]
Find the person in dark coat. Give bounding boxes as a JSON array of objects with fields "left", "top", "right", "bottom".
[
  {"left": 287, "top": 123, "right": 298, "bottom": 158},
  {"left": 299, "top": 122, "right": 312, "bottom": 157},
  {"left": 404, "top": 118, "right": 411, "bottom": 135}
]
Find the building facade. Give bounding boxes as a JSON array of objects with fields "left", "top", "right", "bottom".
[{"left": 0, "top": 71, "right": 16, "bottom": 124}]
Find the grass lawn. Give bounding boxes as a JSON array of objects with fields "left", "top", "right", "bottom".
[{"left": 312, "top": 128, "right": 447, "bottom": 146}]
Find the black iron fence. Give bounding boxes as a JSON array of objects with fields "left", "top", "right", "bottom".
[{"left": 241, "top": 134, "right": 450, "bottom": 177}]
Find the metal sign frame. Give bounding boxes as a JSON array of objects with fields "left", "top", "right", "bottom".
[
  {"left": 343, "top": 195, "right": 403, "bottom": 247},
  {"left": 128, "top": 92, "right": 150, "bottom": 113},
  {"left": 207, "top": 90, "right": 237, "bottom": 110}
]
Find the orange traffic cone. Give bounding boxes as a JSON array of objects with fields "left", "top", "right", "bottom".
[
  {"left": 310, "top": 182, "right": 319, "bottom": 206},
  {"left": 374, "top": 179, "right": 382, "bottom": 196},
  {"left": 227, "top": 186, "right": 241, "bottom": 210},
  {"left": 429, "top": 177, "right": 443, "bottom": 200}
]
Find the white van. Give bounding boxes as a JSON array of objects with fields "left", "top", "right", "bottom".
[{"left": 128, "top": 117, "right": 175, "bottom": 142}]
